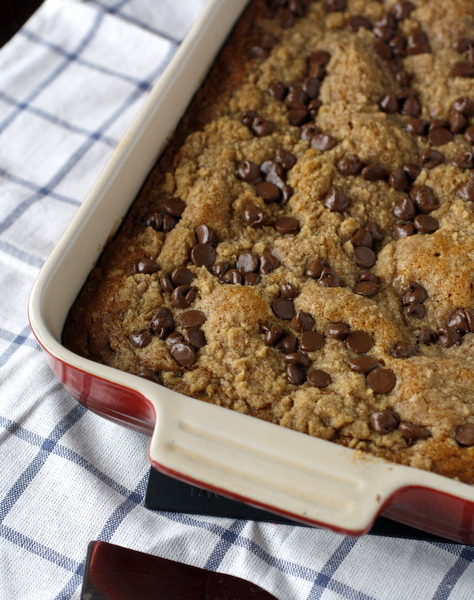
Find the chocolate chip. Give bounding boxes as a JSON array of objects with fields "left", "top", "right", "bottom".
[
  {"left": 351, "top": 228, "right": 373, "bottom": 248},
  {"left": 274, "top": 216, "right": 300, "bottom": 234},
  {"left": 302, "top": 76, "right": 322, "bottom": 98},
  {"left": 300, "top": 122, "right": 319, "bottom": 140},
  {"left": 403, "top": 282, "right": 428, "bottom": 305},
  {"left": 370, "top": 410, "right": 400, "bottom": 434},
  {"left": 290, "top": 310, "right": 314, "bottom": 333},
  {"left": 211, "top": 261, "right": 230, "bottom": 278},
  {"left": 287, "top": 108, "right": 309, "bottom": 126},
  {"left": 275, "top": 7, "right": 294, "bottom": 28},
  {"left": 365, "top": 222, "right": 384, "bottom": 243},
  {"left": 220, "top": 268, "right": 242, "bottom": 285},
  {"left": 348, "top": 355, "right": 379, "bottom": 373},
  {"left": 300, "top": 331, "right": 325, "bottom": 352},
  {"left": 419, "top": 149, "right": 444, "bottom": 170},
  {"left": 406, "top": 303, "right": 426, "bottom": 319},
  {"left": 259, "top": 163, "right": 285, "bottom": 185},
  {"left": 241, "top": 110, "right": 258, "bottom": 127},
  {"left": 324, "top": 322, "right": 350, "bottom": 340},
  {"left": 144, "top": 212, "right": 163, "bottom": 231},
  {"left": 308, "top": 49, "right": 331, "bottom": 67},
  {"left": 318, "top": 267, "right": 340, "bottom": 287},
  {"left": 243, "top": 205, "right": 268, "bottom": 228},
  {"left": 162, "top": 197, "right": 186, "bottom": 218},
  {"left": 311, "top": 133, "right": 337, "bottom": 152},
  {"left": 449, "top": 110, "right": 468, "bottom": 134},
  {"left": 452, "top": 61, "right": 474, "bottom": 77},
  {"left": 268, "top": 81, "right": 288, "bottom": 101},
  {"left": 285, "top": 87, "right": 308, "bottom": 108},
  {"left": 276, "top": 333, "right": 298, "bottom": 353},
  {"left": 171, "top": 285, "right": 196, "bottom": 309},
  {"left": 419, "top": 326, "right": 438, "bottom": 345},
  {"left": 165, "top": 332, "right": 184, "bottom": 346},
  {"left": 286, "top": 363, "right": 306, "bottom": 385},
  {"left": 178, "top": 310, "right": 206, "bottom": 329},
  {"left": 453, "top": 38, "right": 474, "bottom": 53},
  {"left": 345, "top": 330, "right": 373, "bottom": 353},
  {"left": 337, "top": 154, "right": 363, "bottom": 176},
  {"left": 361, "top": 163, "right": 389, "bottom": 181},
  {"left": 261, "top": 32, "right": 278, "bottom": 50},
  {"left": 389, "top": 341, "right": 417, "bottom": 358},
  {"left": 131, "top": 258, "right": 160, "bottom": 275},
  {"left": 452, "top": 152, "right": 474, "bottom": 170},
  {"left": 280, "top": 282, "right": 299, "bottom": 298},
  {"left": 150, "top": 307, "right": 175, "bottom": 339},
  {"left": 414, "top": 214, "right": 439, "bottom": 234},
  {"left": 275, "top": 148, "right": 297, "bottom": 170},
  {"left": 237, "top": 160, "right": 262, "bottom": 184},
  {"left": 410, "top": 185, "right": 439, "bottom": 213},
  {"left": 195, "top": 224, "right": 217, "bottom": 246},
  {"left": 392, "top": 1, "right": 415, "bottom": 20},
  {"left": 348, "top": 15, "right": 372, "bottom": 32},
  {"left": 393, "top": 196, "right": 416, "bottom": 221},
  {"left": 323, "top": 187, "right": 351, "bottom": 212},
  {"left": 399, "top": 422, "right": 431, "bottom": 444},
  {"left": 284, "top": 351, "right": 311, "bottom": 368},
  {"left": 373, "top": 40, "right": 392, "bottom": 61},
  {"left": 307, "top": 369, "right": 332, "bottom": 388},
  {"left": 251, "top": 116, "right": 275, "bottom": 137},
  {"left": 353, "top": 280, "right": 379, "bottom": 297},
  {"left": 273, "top": 298, "right": 296, "bottom": 320},
  {"left": 249, "top": 46, "right": 269, "bottom": 60},
  {"left": 401, "top": 96, "right": 421, "bottom": 117},
  {"left": 260, "top": 252, "right": 280, "bottom": 273},
  {"left": 455, "top": 424, "right": 474, "bottom": 446},
  {"left": 366, "top": 367, "right": 396, "bottom": 393},
  {"left": 428, "top": 127, "right": 453, "bottom": 147},
  {"left": 464, "top": 126, "right": 474, "bottom": 145},
  {"left": 394, "top": 222, "right": 417, "bottom": 238},
  {"left": 323, "top": 0, "right": 347, "bottom": 11},
  {"left": 452, "top": 96, "right": 474, "bottom": 116},
  {"left": 184, "top": 328, "right": 206, "bottom": 349},
  {"left": 465, "top": 308, "right": 474, "bottom": 332},
  {"left": 306, "top": 258, "right": 328, "bottom": 279},
  {"left": 373, "top": 13, "right": 396, "bottom": 41},
  {"left": 406, "top": 118, "right": 428, "bottom": 136},
  {"left": 379, "top": 93, "right": 399, "bottom": 114},
  {"left": 128, "top": 330, "right": 151, "bottom": 348},
  {"left": 354, "top": 246, "right": 376, "bottom": 268},
  {"left": 255, "top": 181, "right": 281, "bottom": 202},
  {"left": 359, "top": 272, "right": 380, "bottom": 284},
  {"left": 437, "top": 325, "right": 462, "bottom": 347},
  {"left": 190, "top": 243, "right": 216, "bottom": 267},
  {"left": 396, "top": 70, "right": 412, "bottom": 88},
  {"left": 244, "top": 272, "right": 261, "bottom": 286},
  {"left": 236, "top": 253, "right": 259, "bottom": 273},
  {"left": 265, "top": 325, "right": 285, "bottom": 346},
  {"left": 389, "top": 169, "right": 409, "bottom": 192},
  {"left": 162, "top": 214, "right": 177, "bottom": 232},
  {"left": 406, "top": 29, "right": 430, "bottom": 55},
  {"left": 138, "top": 371, "right": 161, "bottom": 383},
  {"left": 403, "top": 163, "right": 422, "bottom": 180},
  {"left": 457, "top": 179, "right": 474, "bottom": 201},
  {"left": 448, "top": 309, "right": 470, "bottom": 333},
  {"left": 160, "top": 273, "right": 175, "bottom": 294},
  {"left": 170, "top": 342, "right": 196, "bottom": 367},
  {"left": 171, "top": 267, "right": 194, "bottom": 287}
]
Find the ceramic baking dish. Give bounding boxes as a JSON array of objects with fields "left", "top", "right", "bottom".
[{"left": 28, "top": 0, "right": 474, "bottom": 544}]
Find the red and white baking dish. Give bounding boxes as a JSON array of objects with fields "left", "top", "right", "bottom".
[{"left": 28, "top": 0, "right": 474, "bottom": 544}]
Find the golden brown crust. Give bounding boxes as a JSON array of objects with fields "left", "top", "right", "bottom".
[{"left": 64, "top": 0, "right": 474, "bottom": 484}]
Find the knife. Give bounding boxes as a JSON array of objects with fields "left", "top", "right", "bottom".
[{"left": 81, "top": 540, "right": 278, "bottom": 600}]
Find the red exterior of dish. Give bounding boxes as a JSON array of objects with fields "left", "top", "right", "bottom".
[{"left": 34, "top": 333, "right": 474, "bottom": 545}]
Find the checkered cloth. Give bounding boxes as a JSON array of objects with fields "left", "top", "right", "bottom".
[{"left": 1, "top": 1, "right": 473, "bottom": 598}]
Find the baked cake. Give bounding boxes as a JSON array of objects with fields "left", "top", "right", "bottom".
[{"left": 63, "top": 0, "right": 474, "bottom": 484}]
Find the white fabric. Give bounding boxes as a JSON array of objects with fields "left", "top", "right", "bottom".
[{"left": 0, "top": 1, "right": 473, "bottom": 598}]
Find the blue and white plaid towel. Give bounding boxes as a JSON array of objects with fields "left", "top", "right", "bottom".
[{"left": 1, "top": 1, "right": 473, "bottom": 598}]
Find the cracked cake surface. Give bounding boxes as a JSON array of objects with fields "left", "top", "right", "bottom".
[{"left": 63, "top": 0, "right": 474, "bottom": 484}]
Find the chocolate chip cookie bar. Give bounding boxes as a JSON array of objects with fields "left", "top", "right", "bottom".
[{"left": 63, "top": 0, "right": 474, "bottom": 484}]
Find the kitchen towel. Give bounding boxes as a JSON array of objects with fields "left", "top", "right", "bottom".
[{"left": 0, "top": 1, "right": 473, "bottom": 598}]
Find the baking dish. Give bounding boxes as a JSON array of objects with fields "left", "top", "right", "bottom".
[{"left": 28, "top": 0, "right": 474, "bottom": 544}]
